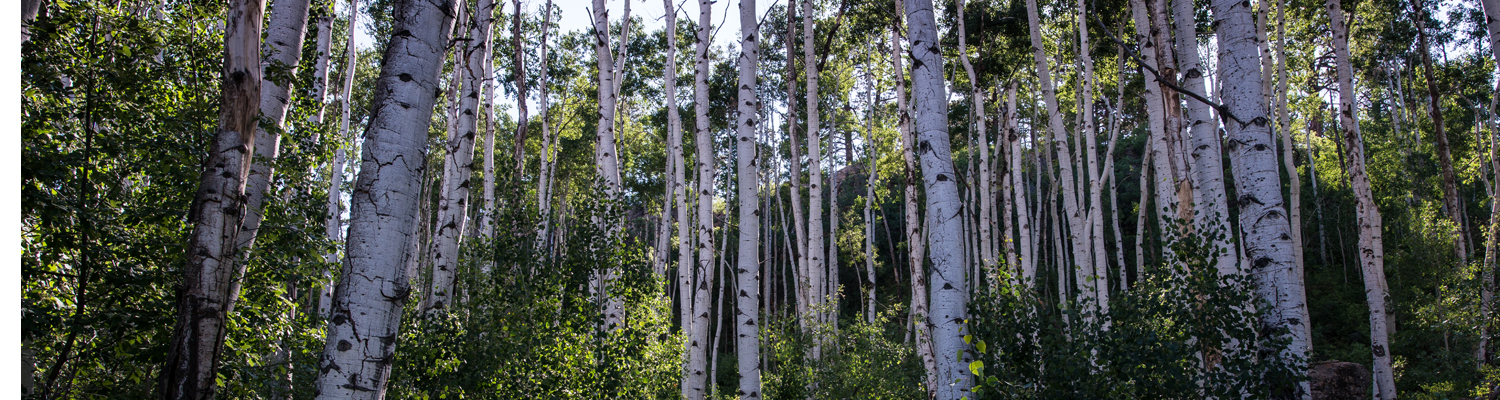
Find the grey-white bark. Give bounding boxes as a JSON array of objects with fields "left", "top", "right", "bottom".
[
  {"left": 426, "top": 0, "right": 492, "bottom": 313},
  {"left": 891, "top": 16, "right": 939, "bottom": 393},
  {"left": 955, "top": 0, "right": 995, "bottom": 289},
  {"left": 1327, "top": 0, "right": 1395, "bottom": 395},
  {"left": 1027, "top": 0, "right": 1088, "bottom": 308},
  {"left": 1004, "top": 84, "right": 1034, "bottom": 285},
  {"left": 1171, "top": 0, "right": 1233, "bottom": 277},
  {"left": 734, "top": 0, "right": 763, "bottom": 394},
  {"left": 905, "top": 0, "right": 970, "bottom": 397},
  {"left": 685, "top": 0, "right": 716, "bottom": 396},
  {"left": 803, "top": 0, "right": 827, "bottom": 342},
  {"left": 322, "top": 0, "right": 359, "bottom": 319},
  {"left": 592, "top": 0, "right": 626, "bottom": 331},
  {"left": 1213, "top": 0, "right": 1311, "bottom": 396},
  {"left": 313, "top": 0, "right": 456, "bottom": 396},
  {"left": 1076, "top": 0, "right": 1108, "bottom": 317},
  {"left": 161, "top": 0, "right": 264, "bottom": 398}
]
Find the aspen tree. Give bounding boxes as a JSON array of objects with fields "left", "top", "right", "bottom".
[
  {"left": 536, "top": 0, "right": 555, "bottom": 242},
  {"left": 224, "top": 0, "right": 313, "bottom": 315},
  {"left": 511, "top": 0, "right": 529, "bottom": 174},
  {"left": 786, "top": 5, "right": 812, "bottom": 331},
  {"left": 1076, "top": 0, "right": 1108, "bottom": 315},
  {"left": 1327, "top": 0, "right": 1396, "bottom": 395},
  {"left": 161, "top": 0, "right": 264, "bottom": 397},
  {"left": 1413, "top": 0, "right": 1468, "bottom": 263},
  {"left": 1027, "top": 0, "right": 1088, "bottom": 298},
  {"left": 803, "top": 0, "right": 827, "bottom": 339},
  {"left": 863, "top": 68, "right": 879, "bottom": 324},
  {"left": 1213, "top": 0, "right": 1311, "bottom": 394},
  {"left": 426, "top": 0, "right": 493, "bottom": 313},
  {"left": 906, "top": 0, "right": 969, "bottom": 396},
  {"left": 1004, "top": 84, "right": 1034, "bottom": 284},
  {"left": 323, "top": 0, "right": 360, "bottom": 319},
  {"left": 733, "top": 0, "right": 763, "bottom": 393},
  {"left": 1481, "top": 0, "right": 1500, "bottom": 362},
  {"left": 686, "top": 0, "right": 716, "bottom": 396},
  {"left": 314, "top": 0, "right": 458, "bottom": 396},
  {"left": 661, "top": 0, "right": 694, "bottom": 351},
  {"left": 955, "top": 0, "right": 996, "bottom": 287},
  {"left": 890, "top": 14, "right": 938, "bottom": 392},
  {"left": 479, "top": 3, "right": 498, "bottom": 240},
  {"left": 1274, "top": 0, "right": 1312, "bottom": 345},
  {"left": 310, "top": 11, "right": 332, "bottom": 125},
  {"left": 1170, "top": 0, "right": 1232, "bottom": 276},
  {"left": 592, "top": 0, "right": 627, "bottom": 331}
]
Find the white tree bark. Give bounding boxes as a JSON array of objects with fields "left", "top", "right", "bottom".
[
  {"left": 313, "top": 0, "right": 456, "bottom": 396},
  {"left": 1130, "top": 0, "right": 1171, "bottom": 265},
  {"left": 510, "top": 0, "right": 529, "bottom": 176},
  {"left": 1275, "top": 0, "right": 1312, "bottom": 345},
  {"left": 592, "top": 0, "right": 626, "bottom": 331},
  {"left": 803, "top": 0, "right": 827, "bottom": 341},
  {"left": 1004, "top": 84, "right": 1034, "bottom": 285},
  {"left": 1076, "top": 0, "right": 1108, "bottom": 317},
  {"left": 536, "top": 0, "right": 555, "bottom": 242},
  {"left": 322, "top": 0, "right": 360, "bottom": 319},
  {"left": 1327, "top": 0, "right": 1395, "bottom": 395},
  {"left": 1170, "top": 0, "right": 1233, "bottom": 277},
  {"left": 161, "top": 0, "right": 264, "bottom": 398},
  {"left": 227, "top": 0, "right": 312, "bottom": 313},
  {"left": 955, "top": 0, "right": 996, "bottom": 289},
  {"left": 734, "top": 0, "right": 763, "bottom": 394},
  {"left": 1027, "top": 0, "right": 1088, "bottom": 309},
  {"left": 784, "top": 7, "right": 811, "bottom": 334},
  {"left": 864, "top": 73, "right": 879, "bottom": 324},
  {"left": 310, "top": 13, "right": 333, "bottom": 125},
  {"left": 686, "top": 0, "right": 716, "bottom": 397},
  {"left": 891, "top": 17, "right": 938, "bottom": 393},
  {"left": 1213, "top": 0, "right": 1311, "bottom": 395},
  {"left": 905, "top": 0, "right": 969, "bottom": 397},
  {"left": 426, "top": 0, "right": 492, "bottom": 313}
]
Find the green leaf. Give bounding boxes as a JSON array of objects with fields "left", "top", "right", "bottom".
[
  {"left": 976, "top": 340, "right": 987, "bottom": 354},
  {"left": 969, "top": 360, "right": 984, "bottom": 376},
  {"left": 963, "top": 334, "right": 972, "bottom": 344}
]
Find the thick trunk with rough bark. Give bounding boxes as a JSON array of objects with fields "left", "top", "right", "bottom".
[
  {"left": 891, "top": 18, "right": 938, "bottom": 393},
  {"left": 906, "top": 0, "right": 969, "bottom": 397},
  {"left": 1213, "top": 0, "right": 1311, "bottom": 395},
  {"left": 161, "top": 1, "right": 264, "bottom": 398},
  {"left": 1327, "top": 0, "right": 1396, "bottom": 395},
  {"left": 313, "top": 0, "right": 456, "bottom": 396},
  {"left": 734, "top": 0, "right": 762, "bottom": 395}
]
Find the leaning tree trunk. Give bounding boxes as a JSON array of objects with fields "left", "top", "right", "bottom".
[
  {"left": 891, "top": 15, "right": 939, "bottom": 393},
  {"left": 905, "top": 0, "right": 970, "bottom": 397},
  {"left": 225, "top": 0, "right": 312, "bottom": 316},
  {"left": 425, "top": 0, "right": 492, "bottom": 313},
  {"left": 733, "top": 0, "right": 763, "bottom": 395},
  {"left": 686, "top": 0, "right": 716, "bottom": 397},
  {"left": 322, "top": 0, "right": 360, "bottom": 318},
  {"left": 1327, "top": 0, "right": 1396, "bottom": 395},
  {"left": 1413, "top": 0, "right": 1468, "bottom": 264},
  {"left": 313, "top": 0, "right": 457, "bottom": 396},
  {"left": 1212, "top": 0, "right": 1311, "bottom": 396},
  {"left": 159, "top": 0, "right": 264, "bottom": 398}
]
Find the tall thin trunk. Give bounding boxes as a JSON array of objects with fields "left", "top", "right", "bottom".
[
  {"left": 1275, "top": 0, "right": 1311, "bottom": 345},
  {"left": 803, "top": 0, "right": 827, "bottom": 344},
  {"left": 536, "top": 0, "right": 554, "bottom": 242},
  {"left": 426, "top": 0, "right": 492, "bottom": 313},
  {"left": 1135, "top": 149, "right": 1152, "bottom": 283},
  {"left": 686, "top": 0, "right": 716, "bottom": 397},
  {"left": 1171, "top": 0, "right": 1232, "bottom": 276},
  {"left": 479, "top": 6, "right": 497, "bottom": 240},
  {"left": 160, "top": 0, "right": 265, "bottom": 397},
  {"left": 1213, "top": 0, "right": 1311, "bottom": 396},
  {"left": 864, "top": 76, "right": 879, "bottom": 324},
  {"left": 662, "top": 0, "right": 692, "bottom": 360},
  {"left": 655, "top": 2, "right": 677, "bottom": 278},
  {"left": 310, "top": 13, "right": 333, "bottom": 125},
  {"left": 1413, "top": 0, "right": 1468, "bottom": 264},
  {"left": 592, "top": 0, "right": 626, "bottom": 331},
  {"left": 323, "top": 0, "right": 360, "bottom": 318},
  {"left": 956, "top": 0, "right": 996, "bottom": 290},
  {"left": 1027, "top": 0, "right": 1088, "bottom": 306},
  {"left": 734, "top": 0, "right": 763, "bottom": 393},
  {"left": 314, "top": 0, "right": 457, "bottom": 396},
  {"left": 906, "top": 0, "right": 969, "bottom": 397},
  {"left": 785, "top": 5, "right": 811, "bottom": 333},
  {"left": 1077, "top": 0, "right": 1109, "bottom": 316},
  {"left": 511, "top": 0, "right": 529, "bottom": 174},
  {"left": 891, "top": 14, "right": 938, "bottom": 393},
  {"left": 1327, "top": 0, "right": 1396, "bottom": 395},
  {"left": 1005, "top": 84, "right": 1033, "bottom": 285}
]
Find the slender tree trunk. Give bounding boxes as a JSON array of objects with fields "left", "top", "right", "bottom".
[
  {"left": 1413, "top": 0, "right": 1468, "bottom": 263},
  {"left": 785, "top": 5, "right": 812, "bottom": 333},
  {"left": 686, "top": 0, "right": 716, "bottom": 396},
  {"left": 592, "top": 0, "right": 626, "bottom": 331},
  {"left": 313, "top": 0, "right": 457, "bottom": 396},
  {"left": 511, "top": 0, "right": 529, "bottom": 175},
  {"left": 906, "top": 0, "right": 969, "bottom": 397},
  {"left": 310, "top": 13, "right": 333, "bottom": 126},
  {"left": 536, "top": 0, "right": 555, "bottom": 241},
  {"left": 479, "top": 4, "right": 497, "bottom": 240},
  {"left": 426, "top": 0, "right": 492, "bottom": 313},
  {"left": 662, "top": 0, "right": 693, "bottom": 367},
  {"left": 734, "top": 0, "right": 763, "bottom": 393},
  {"left": 1170, "top": 0, "right": 1232, "bottom": 276},
  {"left": 1028, "top": 0, "right": 1088, "bottom": 305},
  {"left": 1004, "top": 85, "right": 1034, "bottom": 285},
  {"left": 1213, "top": 0, "right": 1311, "bottom": 395},
  {"left": 1327, "top": 0, "right": 1396, "bottom": 395},
  {"left": 803, "top": 0, "right": 827, "bottom": 346},
  {"left": 160, "top": 0, "right": 264, "bottom": 397},
  {"left": 1076, "top": 0, "right": 1109, "bottom": 316},
  {"left": 323, "top": 0, "right": 359, "bottom": 318},
  {"left": 955, "top": 0, "right": 996, "bottom": 289},
  {"left": 1275, "top": 0, "right": 1312, "bottom": 345},
  {"left": 864, "top": 77, "right": 879, "bottom": 324},
  {"left": 891, "top": 14, "right": 938, "bottom": 393}
]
